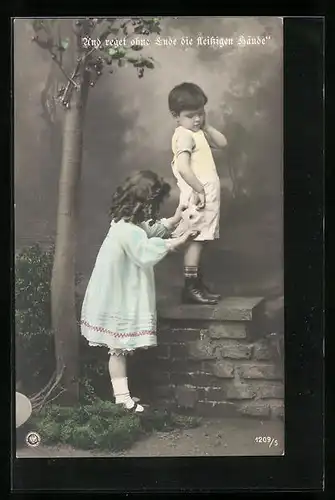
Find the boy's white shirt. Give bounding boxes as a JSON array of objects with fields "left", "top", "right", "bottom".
[{"left": 171, "top": 126, "right": 219, "bottom": 192}]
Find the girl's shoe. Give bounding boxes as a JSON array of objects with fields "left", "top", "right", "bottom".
[
  {"left": 126, "top": 402, "right": 146, "bottom": 413},
  {"left": 118, "top": 401, "right": 146, "bottom": 413}
]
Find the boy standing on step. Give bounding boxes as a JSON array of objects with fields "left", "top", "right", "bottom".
[{"left": 168, "top": 82, "right": 228, "bottom": 305}]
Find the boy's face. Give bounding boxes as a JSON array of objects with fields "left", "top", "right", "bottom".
[{"left": 176, "top": 107, "right": 205, "bottom": 132}]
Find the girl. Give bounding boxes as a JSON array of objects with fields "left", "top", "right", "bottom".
[
  {"left": 168, "top": 82, "right": 228, "bottom": 305},
  {"left": 80, "top": 170, "right": 198, "bottom": 413}
]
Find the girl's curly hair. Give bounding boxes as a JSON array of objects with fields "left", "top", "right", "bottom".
[{"left": 109, "top": 170, "right": 171, "bottom": 225}]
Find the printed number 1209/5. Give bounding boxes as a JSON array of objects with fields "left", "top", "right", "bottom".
[{"left": 255, "top": 436, "right": 278, "bottom": 448}]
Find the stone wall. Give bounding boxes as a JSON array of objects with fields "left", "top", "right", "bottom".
[{"left": 129, "top": 297, "right": 284, "bottom": 420}]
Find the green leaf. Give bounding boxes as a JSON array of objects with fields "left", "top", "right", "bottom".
[
  {"left": 108, "top": 47, "right": 126, "bottom": 59},
  {"left": 143, "top": 59, "right": 154, "bottom": 69},
  {"left": 134, "top": 25, "right": 145, "bottom": 34},
  {"left": 142, "top": 18, "right": 162, "bottom": 35},
  {"left": 132, "top": 56, "right": 154, "bottom": 70},
  {"left": 151, "top": 26, "right": 161, "bottom": 34},
  {"left": 133, "top": 61, "right": 145, "bottom": 68},
  {"left": 32, "top": 19, "right": 44, "bottom": 32},
  {"left": 61, "top": 38, "right": 69, "bottom": 50},
  {"left": 126, "top": 56, "right": 139, "bottom": 64},
  {"left": 131, "top": 44, "right": 143, "bottom": 51}
]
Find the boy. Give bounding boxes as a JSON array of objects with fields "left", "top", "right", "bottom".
[{"left": 168, "top": 82, "right": 227, "bottom": 304}]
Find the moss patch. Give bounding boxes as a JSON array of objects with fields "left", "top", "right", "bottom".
[{"left": 30, "top": 399, "right": 202, "bottom": 452}]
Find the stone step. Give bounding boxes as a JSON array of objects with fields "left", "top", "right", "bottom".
[
  {"left": 158, "top": 296, "right": 265, "bottom": 322},
  {"left": 129, "top": 296, "right": 283, "bottom": 421}
]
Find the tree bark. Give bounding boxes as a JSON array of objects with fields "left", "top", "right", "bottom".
[{"left": 51, "top": 71, "right": 89, "bottom": 405}]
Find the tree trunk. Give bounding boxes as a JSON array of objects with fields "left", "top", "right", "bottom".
[{"left": 51, "top": 74, "right": 89, "bottom": 405}]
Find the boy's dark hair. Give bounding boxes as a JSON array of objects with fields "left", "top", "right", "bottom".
[
  {"left": 110, "top": 170, "right": 171, "bottom": 225},
  {"left": 168, "top": 82, "right": 208, "bottom": 115}
]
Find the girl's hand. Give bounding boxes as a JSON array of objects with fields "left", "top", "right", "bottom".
[
  {"left": 163, "top": 203, "right": 188, "bottom": 231},
  {"left": 178, "top": 229, "right": 200, "bottom": 248},
  {"left": 186, "top": 229, "right": 200, "bottom": 240},
  {"left": 166, "top": 230, "right": 200, "bottom": 252},
  {"left": 174, "top": 202, "right": 188, "bottom": 220}
]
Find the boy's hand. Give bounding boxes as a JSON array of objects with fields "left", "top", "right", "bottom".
[{"left": 192, "top": 190, "right": 206, "bottom": 210}]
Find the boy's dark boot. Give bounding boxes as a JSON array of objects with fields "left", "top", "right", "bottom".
[
  {"left": 182, "top": 267, "right": 218, "bottom": 305},
  {"left": 198, "top": 269, "right": 221, "bottom": 301}
]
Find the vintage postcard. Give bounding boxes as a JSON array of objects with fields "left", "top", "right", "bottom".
[{"left": 14, "top": 16, "right": 284, "bottom": 460}]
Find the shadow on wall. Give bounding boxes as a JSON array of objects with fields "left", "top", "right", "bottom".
[{"left": 156, "top": 194, "right": 283, "bottom": 300}]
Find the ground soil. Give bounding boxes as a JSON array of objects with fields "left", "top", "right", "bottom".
[{"left": 16, "top": 416, "right": 284, "bottom": 458}]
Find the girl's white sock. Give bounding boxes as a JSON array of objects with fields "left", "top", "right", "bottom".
[{"left": 111, "top": 377, "right": 144, "bottom": 412}]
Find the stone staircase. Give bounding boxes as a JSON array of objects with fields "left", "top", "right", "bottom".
[{"left": 137, "top": 297, "right": 284, "bottom": 420}]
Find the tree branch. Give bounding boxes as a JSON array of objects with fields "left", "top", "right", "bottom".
[
  {"left": 52, "top": 54, "right": 79, "bottom": 88},
  {"left": 30, "top": 365, "right": 66, "bottom": 411},
  {"left": 40, "top": 62, "right": 56, "bottom": 126},
  {"left": 33, "top": 37, "right": 79, "bottom": 89},
  {"left": 30, "top": 370, "right": 57, "bottom": 400},
  {"left": 61, "top": 60, "right": 82, "bottom": 105}
]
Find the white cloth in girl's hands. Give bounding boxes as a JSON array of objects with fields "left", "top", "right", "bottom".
[
  {"left": 181, "top": 205, "right": 203, "bottom": 229},
  {"left": 172, "top": 204, "right": 203, "bottom": 237}
]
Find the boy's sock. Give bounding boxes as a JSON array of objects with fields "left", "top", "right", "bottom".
[
  {"left": 184, "top": 266, "right": 199, "bottom": 279},
  {"left": 111, "top": 377, "right": 144, "bottom": 412}
]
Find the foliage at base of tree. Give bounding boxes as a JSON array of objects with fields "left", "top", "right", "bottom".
[
  {"left": 28, "top": 400, "right": 201, "bottom": 451},
  {"left": 15, "top": 245, "right": 55, "bottom": 393},
  {"left": 15, "top": 244, "right": 107, "bottom": 398}
]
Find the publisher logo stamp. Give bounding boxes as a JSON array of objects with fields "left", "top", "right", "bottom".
[{"left": 25, "top": 431, "right": 41, "bottom": 447}]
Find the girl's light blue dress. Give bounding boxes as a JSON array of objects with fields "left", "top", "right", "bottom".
[{"left": 80, "top": 219, "right": 170, "bottom": 354}]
